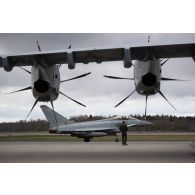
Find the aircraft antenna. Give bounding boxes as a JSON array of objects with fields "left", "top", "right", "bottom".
[{"left": 36, "top": 41, "right": 41, "bottom": 52}]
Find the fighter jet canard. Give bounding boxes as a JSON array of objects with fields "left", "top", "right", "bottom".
[
  {"left": 0, "top": 42, "right": 91, "bottom": 120},
  {"left": 40, "top": 105, "right": 152, "bottom": 142},
  {"left": 0, "top": 41, "right": 194, "bottom": 118}
]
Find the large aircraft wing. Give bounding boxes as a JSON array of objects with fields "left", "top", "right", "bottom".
[
  {"left": 1, "top": 43, "right": 195, "bottom": 68},
  {"left": 130, "top": 43, "right": 195, "bottom": 60},
  {"left": 4, "top": 52, "right": 68, "bottom": 66},
  {"left": 71, "top": 43, "right": 195, "bottom": 62},
  {"left": 0, "top": 48, "right": 124, "bottom": 67}
]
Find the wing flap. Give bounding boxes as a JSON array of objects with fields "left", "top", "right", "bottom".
[{"left": 73, "top": 48, "right": 124, "bottom": 63}]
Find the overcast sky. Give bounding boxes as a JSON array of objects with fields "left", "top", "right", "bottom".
[{"left": 0, "top": 33, "right": 195, "bottom": 122}]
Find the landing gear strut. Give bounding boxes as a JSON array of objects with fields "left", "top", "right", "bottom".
[
  {"left": 84, "top": 137, "right": 91, "bottom": 142},
  {"left": 115, "top": 135, "right": 119, "bottom": 142}
]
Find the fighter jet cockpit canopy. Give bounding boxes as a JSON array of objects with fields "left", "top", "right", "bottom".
[{"left": 109, "top": 115, "right": 137, "bottom": 121}]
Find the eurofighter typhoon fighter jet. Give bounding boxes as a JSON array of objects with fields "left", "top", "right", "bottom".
[{"left": 40, "top": 105, "right": 152, "bottom": 142}]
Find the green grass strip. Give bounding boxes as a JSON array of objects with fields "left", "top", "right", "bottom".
[{"left": 1, "top": 134, "right": 195, "bottom": 142}]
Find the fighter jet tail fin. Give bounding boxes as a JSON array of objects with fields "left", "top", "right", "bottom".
[{"left": 40, "top": 105, "right": 73, "bottom": 126}]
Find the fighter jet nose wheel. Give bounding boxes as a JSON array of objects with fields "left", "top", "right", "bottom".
[{"left": 84, "top": 137, "right": 91, "bottom": 142}]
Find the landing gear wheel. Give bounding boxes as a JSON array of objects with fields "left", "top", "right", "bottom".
[{"left": 84, "top": 137, "right": 90, "bottom": 142}]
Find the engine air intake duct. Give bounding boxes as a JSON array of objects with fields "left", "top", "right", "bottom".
[
  {"left": 34, "top": 80, "right": 49, "bottom": 93},
  {"left": 142, "top": 73, "right": 157, "bottom": 86}
]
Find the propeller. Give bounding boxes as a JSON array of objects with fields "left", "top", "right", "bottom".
[
  {"left": 104, "top": 75, "right": 134, "bottom": 80},
  {"left": 145, "top": 95, "right": 148, "bottom": 118},
  {"left": 3, "top": 86, "right": 32, "bottom": 95},
  {"left": 19, "top": 66, "right": 31, "bottom": 74},
  {"left": 61, "top": 72, "right": 91, "bottom": 83},
  {"left": 59, "top": 91, "right": 86, "bottom": 107},
  {"left": 25, "top": 98, "right": 39, "bottom": 120},
  {"left": 68, "top": 45, "right": 71, "bottom": 49},
  {"left": 158, "top": 91, "right": 176, "bottom": 110},
  {"left": 50, "top": 100, "right": 57, "bottom": 124},
  {"left": 161, "top": 77, "right": 189, "bottom": 81},
  {"left": 36, "top": 41, "right": 41, "bottom": 52},
  {"left": 115, "top": 90, "right": 136, "bottom": 108},
  {"left": 161, "top": 59, "right": 169, "bottom": 66}
]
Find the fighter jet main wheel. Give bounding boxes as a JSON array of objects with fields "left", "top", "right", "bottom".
[{"left": 84, "top": 137, "right": 91, "bottom": 142}]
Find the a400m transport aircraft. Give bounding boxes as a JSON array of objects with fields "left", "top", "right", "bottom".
[
  {"left": 0, "top": 42, "right": 195, "bottom": 119},
  {"left": 40, "top": 105, "right": 152, "bottom": 142}
]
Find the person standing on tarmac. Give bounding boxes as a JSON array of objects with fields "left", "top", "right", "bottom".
[{"left": 119, "top": 121, "right": 128, "bottom": 145}]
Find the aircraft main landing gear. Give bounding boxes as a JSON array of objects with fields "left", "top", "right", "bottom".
[{"left": 84, "top": 137, "right": 91, "bottom": 142}]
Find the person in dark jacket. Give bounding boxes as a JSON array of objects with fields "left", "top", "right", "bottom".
[{"left": 119, "top": 121, "right": 128, "bottom": 145}]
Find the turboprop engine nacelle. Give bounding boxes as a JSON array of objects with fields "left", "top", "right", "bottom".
[
  {"left": 0, "top": 57, "right": 14, "bottom": 72},
  {"left": 67, "top": 52, "right": 76, "bottom": 69},
  {"left": 123, "top": 48, "right": 133, "bottom": 68}
]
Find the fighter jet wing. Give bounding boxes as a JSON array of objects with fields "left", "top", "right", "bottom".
[
  {"left": 71, "top": 127, "right": 117, "bottom": 132},
  {"left": 127, "top": 124, "right": 136, "bottom": 128},
  {"left": 70, "top": 124, "right": 136, "bottom": 132}
]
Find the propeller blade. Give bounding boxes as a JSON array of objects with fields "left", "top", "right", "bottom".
[
  {"left": 68, "top": 45, "right": 71, "bottom": 49},
  {"left": 3, "top": 86, "right": 32, "bottom": 95},
  {"left": 25, "top": 98, "right": 39, "bottom": 120},
  {"left": 148, "top": 34, "right": 150, "bottom": 43},
  {"left": 36, "top": 41, "right": 41, "bottom": 52},
  {"left": 158, "top": 91, "right": 176, "bottom": 110},
  {"left": 50, "top": 101, "right": 57, "bottom": 124},
  {"left": 161, "top": 77, "right": 189, "bottom": 81},
  {"left": 19, "top": 66, "right": 31, "bottom": 74},
  {"left": 161, "top": 59, "right": 169, "bottom": 66},
  {"left": 115, "top": 90, "right": 136, "bottom": 108},
  {"left": 104, "top": 75, "right": 134, "bottom": 80},
  {"left": 59, "top": 91, "right": 86, "bottom": 107},
  {"left": 60, "top": 72, "right": 91, "bottom": 83},
  {"left": 145, "top": 96, "right": 148, "bottom": 119}
]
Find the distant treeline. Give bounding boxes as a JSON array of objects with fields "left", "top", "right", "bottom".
[
  {"left": 0, "top": 120, "right": 48, "bottom": 132},
  {"left": 134, "top": 115, "right": 195, "bottom": 132},
  {"left": 1, "top": 115, "right": 195, "bottom": 132}
]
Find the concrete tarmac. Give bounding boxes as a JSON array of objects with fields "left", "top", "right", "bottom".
[{"left": 0, "top": 142, "right": 195, "bottom": 163}]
